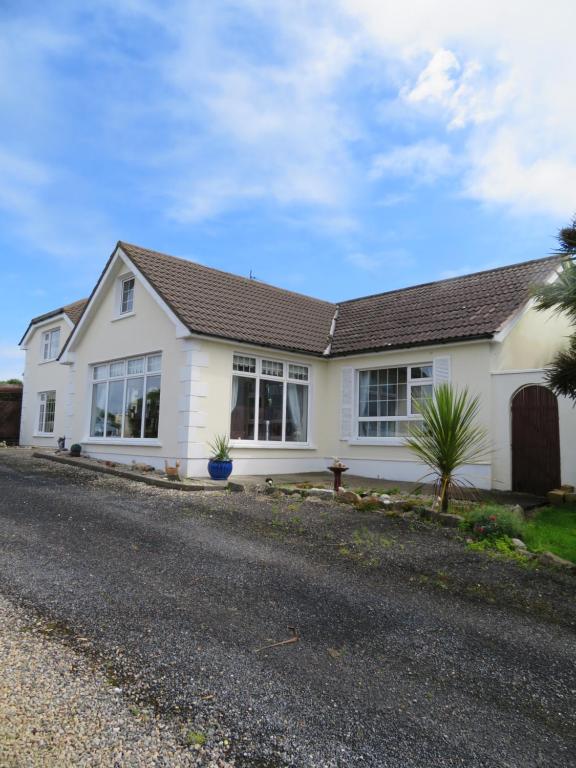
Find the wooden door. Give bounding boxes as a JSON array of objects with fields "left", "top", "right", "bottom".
[{"left": 511, "top": 385, "right": 560, "bottom": 495}]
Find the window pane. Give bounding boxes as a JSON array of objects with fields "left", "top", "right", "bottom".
[
  {"left": 258, "top": 379, "right": 283, "bottom": 441},
  {"left": 127, "top": 357, "right": 144, "bottom": 375},
  {"left": 288, "top": 364, "right": 308, "bottom": 381},
  {"left": 144, "top": 375, "right": 161, "bottom": 438},
  {"left": 411, "top": 384, "right": 433, "bottom": 413},
  {"left": 90, "top": 382, "right": 107, "bottom": 437},
  {"left": 230, "top": 376, "right": 256, "bottom": 439},
  {"left": 38, "top": 398, "right": 45, "bottom": 432},
  {"left": 359, "top": 421, "right": 377, "bottom": 437},
  {"left": 233, "top": 355, "right": 256, "bottom": 373},
  {"left": 286, "top": 383, "right": 308, "bottom": 442},
  {"left": 44, "top": 392, "right": 56, "bottom": 433},
  {"left": 121, "top": 278, "right": 135, "bottom": 313},
  {"left": 48, "top": 329, "right": 60, "bottom": 359},
  {"left": 124, "top": 377, "right": 144, "bottom": 438},
  {"left": 109, "top": 361, "right": 125, "bottom": 378},
  {"left": 93, "top": 364, "right": 107, "bottom": 380},
  {"left": 105, "top": 380, "right": 124, "bottom": 437},
  {"left": 411, "top": 365, "right": 432, "bottom": 380},
  {"left": 262, "top": 359, "right": 283, "bottom": 377},
  {"left": 147, "top": 354, "right": 162, "bottom": 373}
]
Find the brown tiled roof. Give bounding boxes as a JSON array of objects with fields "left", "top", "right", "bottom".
[
  {"left": 330, "top": 256, "right": 562, "bottom": 356},
  {"left": 29, "top": 243, "right": 561, "bottom": 357},
  {"left": 119, "top": 242, "right": 336, "bottom": 355},
  {"left": 19, "top": 298, "right": 89, "bottom": 345}
]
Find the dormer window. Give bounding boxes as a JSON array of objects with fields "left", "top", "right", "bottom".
[
  {"left": 42, "top": 328, "right": 61, "bottom": 361},
  {"left": 120, "top": 277, "right": 135, "bottom": 314}
]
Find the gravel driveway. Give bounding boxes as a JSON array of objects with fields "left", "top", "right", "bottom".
[{"left": 0, "top": 449, "right": 574, "bottom": 767}]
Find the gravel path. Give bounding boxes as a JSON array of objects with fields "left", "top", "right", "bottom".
[
  {"left": 0, "top": 449, "right": 575, "bottom": 767},
  {"left": 0, "top": 593, "right": 233, "bottom": 767}
]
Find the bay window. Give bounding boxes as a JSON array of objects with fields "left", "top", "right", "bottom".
[
  {"left": 357, "top": 364, "right": 432, "bottom": 438},
  {"left": 230, "top": 354, "right": 309, "bottom": 443},
  {"left": 89, "top": 353, "right": 161, "bottom": 439}
]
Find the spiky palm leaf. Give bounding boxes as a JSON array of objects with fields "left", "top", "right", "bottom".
[
  {"left": 544, "top": 335, "right": 576, "bottom": 401},
  {"left": 532, "top": 257, "right": 576, "bottom": 324},
  {"left": 405, "top": 384, "right": 489, "bottom": 512}
]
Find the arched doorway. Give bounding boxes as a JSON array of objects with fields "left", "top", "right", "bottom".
[{"left": 511, "top": 385, "right": 561, "bottom": 495}]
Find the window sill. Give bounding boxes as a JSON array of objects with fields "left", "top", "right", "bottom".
[
  {"left": 38, "top": 358, "right": 58, "bottom": 365},
  {"left": 33, "top": 432, "right": 55, "bottom": 438},
  {"left": 111, "top": 312, "right": 135, "bottom": 322},
  {"left": 348, "top": 438, "right": 407, "bottom": 447},
  {"left": 230, "top": 441, "right": 317, "bottom": 450},
  {"left": 82, "top": 438, "right": 162, "bottom": 447}
]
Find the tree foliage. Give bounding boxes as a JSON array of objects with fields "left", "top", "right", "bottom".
[{"left": 532, "top": 216, "right": 576, "bottom": 402}]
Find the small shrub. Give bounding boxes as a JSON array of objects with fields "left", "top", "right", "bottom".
[
  {"left": 467, "top": 536, "right": 532, "bottom": 565},
  {"left": 464, "top": 505, "right": 524, "bottom": 539},
  {"left": 186, "top": 731, "right": 206, "bottom": 747}
]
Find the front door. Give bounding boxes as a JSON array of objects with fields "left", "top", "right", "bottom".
[{"left": 511, "top": 385, "right": 561, "bottom": 495}]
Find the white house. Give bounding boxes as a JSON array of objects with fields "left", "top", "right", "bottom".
[{"left": 18, "top": 241, "right": 576, "bottom": 495}]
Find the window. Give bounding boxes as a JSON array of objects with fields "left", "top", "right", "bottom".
[
  {"left": 37, "top": 391, "right": 56, "bottom": 434},
  {"left": 89, "top": 354, "right": 161, "bottom": 439},
  {"left": 230, "top": 354, "right": 309, "bottom": 443},
  {"left": 120, "top": 277, "right": 135, "bottom": 314},
  {"left": 42, "top": 328, "right": 61, "bottom": 361},
  {"left": 357, "top": 364, "right": 433, "bottom": 438}
]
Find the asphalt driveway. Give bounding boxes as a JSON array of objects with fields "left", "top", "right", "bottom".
[{"left": 0, "top": 450, "right": 574, "bottom": 767}]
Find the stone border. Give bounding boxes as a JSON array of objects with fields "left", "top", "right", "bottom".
[{"left": 32, "top": 451, "right": 230, "bottom": 493}]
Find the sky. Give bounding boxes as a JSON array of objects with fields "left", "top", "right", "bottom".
[{"left": 1, "top": 0, "right": 576, "bottom": 379}]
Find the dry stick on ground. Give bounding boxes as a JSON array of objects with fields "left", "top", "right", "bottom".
[{"left": 254, "top": 626, "right": 300, "bottom": 653}]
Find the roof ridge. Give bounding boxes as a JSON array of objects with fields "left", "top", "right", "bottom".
[
  {"left": 118, "top": 241, "right": 336, "bottom": 309},
  {"left": 337, "top": 254, "right": 562, "bottom": 306}
]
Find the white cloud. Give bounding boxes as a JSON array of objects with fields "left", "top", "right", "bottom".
[
  {"left": 346, "top": 249, "right": 413, "bottom": 272},
  {"left": 340, "top": 0, "right": 576, "bottom": 217},
  {"left": 371, "top": 140, "right": 455, "bottom": 183}
]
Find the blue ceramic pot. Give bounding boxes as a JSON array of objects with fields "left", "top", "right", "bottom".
[{"left": 208, "top": 459, "right": 233, "bottom": 480}]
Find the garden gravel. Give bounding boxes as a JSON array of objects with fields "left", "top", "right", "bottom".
[
  {"left": 0, "top": 593, "right": 233, "bottom": 767},
  {"left": 0, "top": 449, "right": 575, "bottom": 767}
]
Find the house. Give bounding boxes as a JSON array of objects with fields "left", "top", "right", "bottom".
[{"left": 18, "top": 242, "right": 576, "bottom": 495}]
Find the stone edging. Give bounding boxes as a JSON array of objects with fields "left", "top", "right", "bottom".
[{"left": 32, "top": 452, "right": 229, "bottom": 492}]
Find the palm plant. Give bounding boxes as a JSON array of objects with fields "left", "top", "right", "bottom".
[
  {"left": 532, "top": 220, "right": 576, "bottom": 401},
  {"left": 405, "top": 384, "right": 489, "bottom": 512},
  {"left": 208, "top": 433, "right": 232, "bottom": 461}
]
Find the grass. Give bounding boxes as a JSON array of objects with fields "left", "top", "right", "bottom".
[{"left": 522, "top": 505, "right": 576, "bottom": 563}]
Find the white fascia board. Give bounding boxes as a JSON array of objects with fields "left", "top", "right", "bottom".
[
  {"left": 61, "top": 246, "right": 190, "bottom": 361},
  {"left": 19, "top": 313, "right": 73, "bottom": 350}
]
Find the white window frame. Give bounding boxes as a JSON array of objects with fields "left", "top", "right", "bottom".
[
  {"left": 86, "top": 353, "right": 162, "bottom": 443},
  {"left": 120, "top": 276, "right": 135, "bottom": 315},
  {"left": 36, "top": 391, "right": 56, "bottom": 435},
  {"left": 229, "top": 353, "right": 314, "bottom": 448},
  {"left": 355, "top": 363, "right": 433, "bottom": 443},
  {"left": 41, "top": 327, "right": 61, "bottom": 361}
]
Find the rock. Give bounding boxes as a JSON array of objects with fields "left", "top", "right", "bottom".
[
  {"left": 305, "top": 488, "right": 334, "bottom": 499},
  {"left": 418, "top": 508, "right": 464, "bottom": 527},
  {"left": 436, "top": 512, "right": 465, "bottom": 528},
  {"left": 510, "top": 538, "right": 527, "bottom": 550},
  {"left": 305, "top": 496, "right": 322, "bottom": 504},
  {"left": 336, "top": 490, "right": 361, "bottom": 505},
  {"left": 510, "top": 505, "right": 524, "bottom": 516},
  {"left": 227, "top": 481, "right": 245, "bottom": 493},
  {"left": 547, "top": 490, "right": 565, "bottom": 506},
  {"left": 379, "top": 494, "right": 391, "bottom": 502},
  {"left": 277, "top": 486, "right": 302, "bottom": 496},
  {"left": 539, "top": 551, "right": 576, "bottom": 571}
]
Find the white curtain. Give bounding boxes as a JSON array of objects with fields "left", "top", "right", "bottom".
[
  {"left": 231, "top": 376, "right": 239, "bottom": 411},
  {"left": 287, "top": 383, "right": 305, "bottom": 440}
]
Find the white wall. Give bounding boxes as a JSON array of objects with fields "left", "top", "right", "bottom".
[{"left": 20, "top": 317, "right": 73, "bottom": 447}]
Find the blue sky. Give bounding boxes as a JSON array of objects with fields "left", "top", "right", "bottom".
[{"left": 1, "top": 0, "right": 575, "bottom": 379}]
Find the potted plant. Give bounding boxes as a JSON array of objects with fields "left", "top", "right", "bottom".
[
  {"left": 70, "top": 443, "right": 82, "bottom": 457},
  {"left": 208, "top": 434, "right": 233, "bottom": 480}
]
